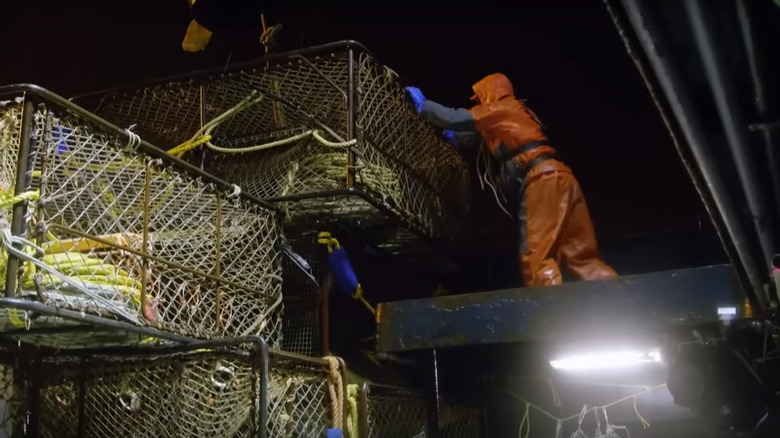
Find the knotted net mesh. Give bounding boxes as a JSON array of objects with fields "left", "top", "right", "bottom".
[{"left": 74, "top": 43, "right": 471, "bottom": 247}]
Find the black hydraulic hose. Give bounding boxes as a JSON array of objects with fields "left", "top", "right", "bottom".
[
  {"left": 684, "top": 0, "right": 777, "bottom": 265},
  {"left": 615, "top": 0, "right": 769, "bottom": 308}
]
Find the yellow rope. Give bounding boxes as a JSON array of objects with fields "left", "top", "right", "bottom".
[
  {"left": 167, "top": 92, "right": 264, "bottom": 158},
  {"left": 167, "top": 134, "right": 213, "bottom": 158},
  {"left": 317, "top": 231, "right": 341, "bottom": 253},
  {"left": 346, "top": 383, "right": 359, "bottom": 438},
  {"left": 259, "top": 11, "right": 280, "bottom": 56},
  {"left": 166, "top": 89, "right": 356, "bottom": 159},
  {"left": 0, "top": 180, "right": 152, "bottom": 322},
  {"left": 633, "top": 396, "right": 650, "bottom": 428},
  {"left": 352, "top": 285, "right": 376, "bottom": 316},
  {"left": 325, "top": 356, "right": 345, "bottom": 431},
  {"left": 0, "top": 190, "right": 40, "bottom": 207}
]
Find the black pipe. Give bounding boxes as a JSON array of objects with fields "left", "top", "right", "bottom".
[
  {"left": 616, "top": 0, "right": 768, "bottom": 306},
  {"left": 684, "top": 0, "right": 777, "bottom": 263},
  {"left": 346, "top": 48, "right": 357, "bottom": 189},
  {"left": 0, "top": 298, "right": 196, "bottom": 344},
  {"left": 736, "top": 0, "right": 780, "bottom": 223}
]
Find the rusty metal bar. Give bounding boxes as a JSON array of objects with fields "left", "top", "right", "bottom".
[
  {"left": 140, "top": 159, "right": 151, "bottom": 321},
  {"left": 376, "top": 264, "right": 741, "bottom": 352},
  {"left": 5, "top": 99, "right": 35, "bottom": 297},
  {"left": 35, "top": 111, "right": 53, "bottom": 248},
  {"left": 320, "top": 248, "right": 334, "bottom": 355},
  {"left": 346, "top": 48, "right": 356, "bottom": 189},
  {"left": 215, "top": 192, "right": 223, "bottom": 330},
  {"left": 199, "top": 82, "right": 207, "bottom": 170},
  {"left": 337, "top": 356, "right": 351, "bottom": 438}
]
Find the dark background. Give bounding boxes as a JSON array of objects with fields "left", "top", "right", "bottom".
[
  {"left": 0, "top": 3, "right": 740, "bottom": 437},
  {"left": 0, "top": 0, "right": 728, "bottom": 275}
]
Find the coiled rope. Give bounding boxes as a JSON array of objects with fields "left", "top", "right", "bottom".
[{"left": 325, "top": 356, "right": 345, "bottom": 432}]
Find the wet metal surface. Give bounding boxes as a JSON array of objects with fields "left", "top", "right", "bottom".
[{"left": 376, "top": 264, "right": 741, "bottom": 352}]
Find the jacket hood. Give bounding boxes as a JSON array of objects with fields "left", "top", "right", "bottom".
[{"left": 471, "top": 73, "right": 515, "bottom": 104}]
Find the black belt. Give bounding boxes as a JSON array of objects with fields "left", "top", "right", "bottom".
[
  {"left": 496, "top": 140, "right": 558, "bottom": 179},
  {"left": 495, "top": 139, "right": 551, "bottom": 163}
]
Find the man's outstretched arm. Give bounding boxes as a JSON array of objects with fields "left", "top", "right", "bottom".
[{"left": 421, "top": 100, "right": 476, "bottom": 132}]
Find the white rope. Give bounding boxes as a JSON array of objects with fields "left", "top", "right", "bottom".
[
  {"left": 173, "top": 89, "right": 355, "bottom": 155},
  {"left": 503, "top": 383, "right": 665, "bottom": 438},
  {"left": 124, "top": 124, "right": 141, "bottom": 150},
  {"left": 570, "top": 405, "right": 589, "bottom": 438},
  {"left": 202, "top": 92, "right": 264, "bottom": 134},
  {"left": 311, "top": 130, "right": 357, "bottom": 148},
  {"left": 477, "top": 145, "right": 512, "bottom": 218},
  {"left": 549, "top": 378, "right": 562, "bottom": 408},
  {"left": 227, "top": 184, "right": 241, "bottom": 199},
  {"left": 238, "top": 281, "right": 284, "bottom": 337},
  {"left": 203, "top": 129, "right": 356, "bottom": 154}
]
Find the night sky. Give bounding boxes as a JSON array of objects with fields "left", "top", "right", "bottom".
[{"left": 1, "top": 0, "right": 719, "bottom": 267}]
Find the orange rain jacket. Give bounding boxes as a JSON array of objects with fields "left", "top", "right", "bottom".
[{"left": 421, "top": 73, "right": 617, "bottom": 286}]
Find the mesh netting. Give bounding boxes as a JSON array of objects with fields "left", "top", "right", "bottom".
[
  {"left": 265, "top": 354, "right": 339, "bottom": 437},
  {"left": 363, "top": 384, "right": 428, "bottom": 438},
  {"left": 0, "top": 102, "right": 21, "bottom": 207},
  {"left": 74, "top": 43, "right": 471, "bottom": 244},
  {"left": 439, "top": 400, "right": 480, "bottom": 438},
  {"left": 8, "top": 345, "right": 263, "bottom": 438},
  {"left": 0, "top": 359, "right": 23, "bottom": 436},
  {"left": 280, "top": 240, "right": 321, "bottom": 357},
  {"left": 0, "top": 98, "right": 284, "bottom": 347},
  {"left": 232, "top": 353, "right": 347, "bottom": 438}
]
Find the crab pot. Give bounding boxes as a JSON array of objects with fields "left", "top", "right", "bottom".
[
  {"left": 0, "top": 338, "right": 267, "bottom": 438},
  {"left": 0, "top": 87, "right": 284, "bottom": 348},
  {"left": 355, "top": 383, "right": 481, "bottom": 438},
  {"left": 72, "top": 41, "right": 471, "bottom": 251},
  {"left": 358, "top": 383, "right": 429, "bottom": 438},
  {"left": 438, "top": 398, "right": 481, "bottom": 438},
  {"left": 233, "top": 350, "right": 351, "bottom": 438},
  {"left": 280, "top": 238, "right": 322, "bottom": 357}
]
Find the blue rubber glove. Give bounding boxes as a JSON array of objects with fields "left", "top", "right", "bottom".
[
  {"left": 443, "top": 130, "right": 456, "bottom": 147},
  {"left": 405, "top": 86, "right": 426, "bottom": 113}
]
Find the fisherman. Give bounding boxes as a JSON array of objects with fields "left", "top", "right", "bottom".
[{"left": 406, "top": 73, "right": 617, "bottom": 287}]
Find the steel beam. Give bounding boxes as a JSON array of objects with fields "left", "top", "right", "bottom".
[{"left": 376, "top": 264, "right": 740, "bottom": 352}]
